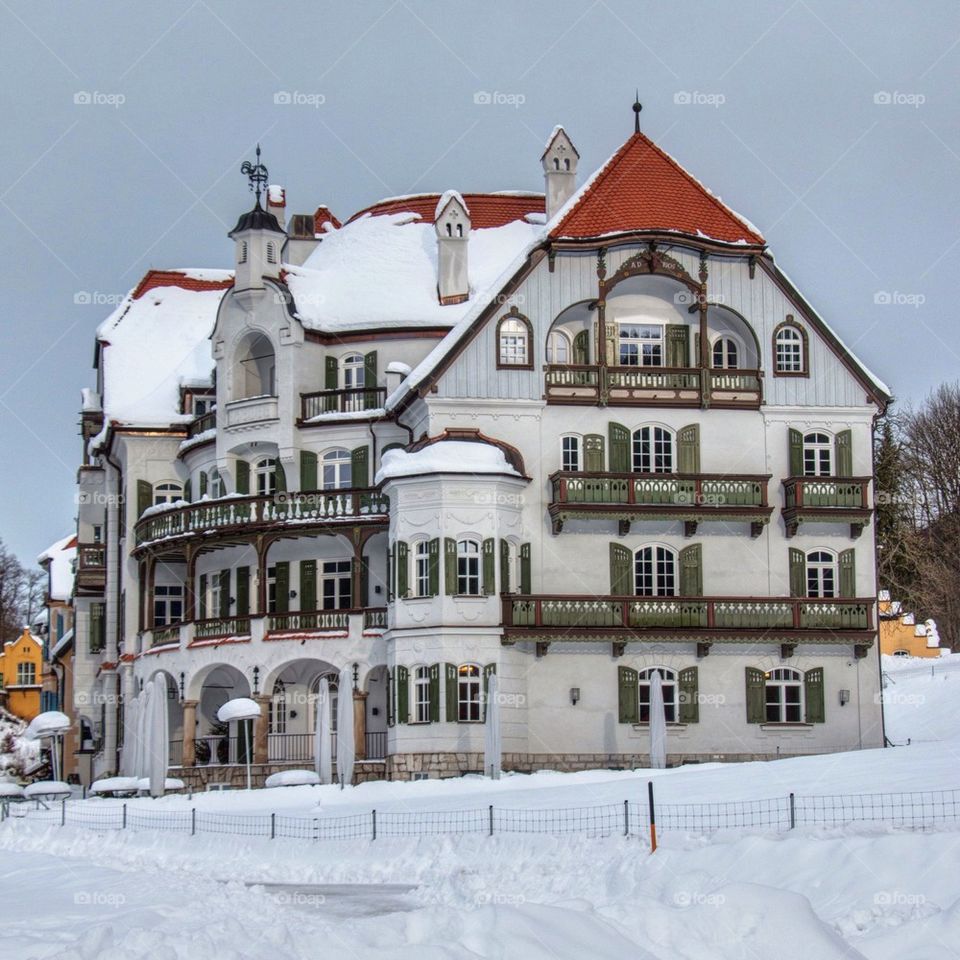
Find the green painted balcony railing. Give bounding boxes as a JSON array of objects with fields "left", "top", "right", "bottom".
[
  {"left": 503, "top": 595, "right": 873, "bottom": 633},
  {"left": 550, "top": 472, "right": 769, "bottom": 509},
  {"left": 783, "top": 477, "right": 871, "bottom": 510},
  {"left": 150, "top": 624, "right": 181, "bottom": 647},
  {"left": 267, "top": 610, "right": 351, "bottom": 633},
  {"left": 135, "top": 489, "right": 389, "bottom": 546},
  {"left": 193, "top": 616, "right": 252, "bottom": 640}
]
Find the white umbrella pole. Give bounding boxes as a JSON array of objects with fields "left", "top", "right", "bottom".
[{"left": 244, "top": 720, "right": 251, "bottom": 791}]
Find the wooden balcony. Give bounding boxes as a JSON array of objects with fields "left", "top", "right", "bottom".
[
  {"left": 300, "top": 387, "right": 387, "bottom": 421},
  {"left": 193, "top": 616, "right": 252, "bottom": 641},
  {"left": 186, "top": 409, "right": 216, "bottom": 438},
  {"left": 782, "top": 477, "right": 872, "bottom": 538},
  {"left": 134, "top": 488, "right": 389, "bottom": 551},
  {"left": 266, "top": 606, "right": 387, "bottom": 635},
  {"left": 544, "top": 365, "right": 762, "bottom": 408},
  {"left": 74, "top": 542, "right": 106, "bottom": 594},
  {"left": 501, "top": 594, "right": 875, "bottom": 654},
  {"left": 549, "top": 472, "right": 772, "bottom": 536}
]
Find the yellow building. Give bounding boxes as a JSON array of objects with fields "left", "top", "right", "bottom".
[
  {"left": 879, "top": 592, "right": 943, "bottom": 658},
  {"left": 0, "top": 627, "right": 43, "bottom": 720}
]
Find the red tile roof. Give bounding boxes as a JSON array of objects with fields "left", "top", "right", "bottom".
[
  {"left": 550, "top": 132, "right": 764, "bottom": 245},
  {"left": 132, "top": 270, "right": 233, "bottom": 300},
  {"left": 314, "top": 206, "right": 342, "bottom": 233},
  {"left": 348, "top": 193, "right": 544, "bottom": 229}
]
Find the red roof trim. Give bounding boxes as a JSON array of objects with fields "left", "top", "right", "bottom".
[
  {"left": 132, "top": 270, "right": 234, "bottom": 300},
  {"left": 348, "top": 193, "right": 544, "bottom": 230},
  {"left": 314, "top": 206, "right": 342, "bottom": 233}
]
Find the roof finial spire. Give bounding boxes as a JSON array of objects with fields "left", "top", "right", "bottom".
[
  {"left": 632, "top": 92, "right": 642, "bottom": 134},
  {"left": 240, "top": 143, "right": 269, "bottom": 205}
]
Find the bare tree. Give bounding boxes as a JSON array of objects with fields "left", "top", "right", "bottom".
[{"left": 0, "top": 539, "right": 47, "bottom": 641}]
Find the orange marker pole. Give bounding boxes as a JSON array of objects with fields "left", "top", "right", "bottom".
[{"left": 648, "top": 780, "right": 657, "bottom": 853}]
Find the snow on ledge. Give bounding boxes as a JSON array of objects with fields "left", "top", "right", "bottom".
[{"left": 376, "top": 441, "right": 520, "bottom": 484}]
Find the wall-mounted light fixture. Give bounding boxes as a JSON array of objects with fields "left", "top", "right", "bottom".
[
  {"left": 252, "top": 666, "right": 260, "bottom": 695},
  {"left": 570, "top": 687, "right": 581, "bottom": 706},
  {"left": 839, "top": 689, "right": 850, "bottom": 706}
]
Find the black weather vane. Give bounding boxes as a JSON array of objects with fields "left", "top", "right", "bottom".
[{"left": 241, "top": 144, "right": 269, "bottom": 204}]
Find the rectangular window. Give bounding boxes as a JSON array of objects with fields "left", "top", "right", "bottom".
[
  {"left": 16, "top": 663, "right": 36, "bottom": 686},
  {"left": 618, "top": 323, "right": 663, "bottom": 367},
  {"left": 209, "top": 577, "right": 221, "bottom": 619},
  {"left": 92, "top": 525, "right": 103, "bottom": 544},
  {"left": 458, "top": 665, "right": 482, "bottom": 722},
  {"left": 267, "top": 566, "right": 278, "bottom": 614},
  {"left": 561, "top": 436, "right": 582, "bottom": 472},
  {"left": 765, "top": 683, "right": 803, "bottom": 723},
  {"left": 321, "top": 560, "right": 352, "bottom": 609},
  {"left": 415, "top": 542, "right": 431, "bottom": 597},
  {"left": 414, "top": 666, "right": 431, "bottom": 723},
  {"left": 153, "top": 585, "right": 184, "bottom": 626},
  {"left": 457, "top": 541, "right": 481, "bottom": 596}
]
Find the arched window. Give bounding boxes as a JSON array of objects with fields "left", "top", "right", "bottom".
[
  {"left": 561, "top": 435, "right": 582, "bottom": 472},
  {"left": 457, "top": 664, "right": 482, "bottom": 722},
  {"left": 414, "top": 666, "right": 432, "bottom": 723},
  {"left": 635, "top": 546, "right": 677, "bottom": 596},
  {"left": 803, "top": 432, "right": 833, "bottom": 477},
  {"left": 637, "top": 668, "right": 677, "bottom": 723},
  {"left": 774, "top": 322, "right": 807, "bottom": 375},
  {"left": 546, "top": 329, "right": 571, "bottom": 365},
  {"left": 153, "top": 482, "right": 182, "bottom": 506},
  {"left": 892, "top": 650, "right": 911, "bottom": 657},
  {"left": 341, "top": 353, "right": 365, "bottom": 389},
  {"left": 456, "top": 539, "right": 481, "bottom": 595},
  {"left": 268, "top": 679, "right": 287, "bottom": 734},
  {"left": 806, "top": 550, "right": 837, "bottom": 598},
  {"left": 633, "top": 427, "right": 673, "bottom": 473},
  {"left": 235, "top": 333, "right": 276, "bottom": 399},
  {"left": 496, "top": 312, "right": 533, "bottom": 368},
  {"left": 712, "top": 337, "right": 739, "bottom": 369},
  {"left": 321, "top": 448, "right": 352, "bottom": 489},
  {"left": 209, "top": 468, "right": 224, "bottom": 499},
  {"left": 765, "top": 668, "right": 803, "bottom": 722},
  {"left": 255, "top": 458, "right": 278, "bottom": 496}
]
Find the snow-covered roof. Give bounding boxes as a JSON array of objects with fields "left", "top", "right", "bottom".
[
  {"left": 285, "top": 211, "right": 541, "bottom": 334},
  {"left": 37, "top": 534, "right": 76, "bottom": 602},
  {"left": 375, "top": 441, "right": 521, "bottom": 483},
  {"left": 96, "top": 270, "right": 231, "bottom": 427}
]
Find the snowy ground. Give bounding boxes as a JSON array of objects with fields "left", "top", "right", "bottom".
[{"left": 2, "top": 654, "right": 959, "bottom": 959}]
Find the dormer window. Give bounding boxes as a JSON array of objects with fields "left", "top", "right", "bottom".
[
  {"left": 496, "top": 310, "right": 533, "bottom": 369},
  {"left": 774, "top": 319, "right": 808, "bottom": 375}
]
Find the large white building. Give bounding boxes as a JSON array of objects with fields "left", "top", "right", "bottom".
[{"left": 70, "top": 116, "right": 890, "bottom": 786}]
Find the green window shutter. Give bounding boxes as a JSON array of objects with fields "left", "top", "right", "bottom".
[
  {"left": 610, "top": 542, "right": 632, "bottom": 595},
  {"left": 235, "top": 567, "right": 250, "bottom": 616},
  {"left": 746, "top": 667, "right": 766, "bottom": 724},
  {"left": 89, "top": 602, "right": 105, "bottom": 652},
  {"left": 428, "top": 538, "right": 440, "bottom": 596},
  {"left": 835, "top": 430, "right": 853, "bottom": 478},
  {"left": 386, "top": 669, "right": 394, "bottom": 727},
  {"left": 351, "top": 446, "right": 369, "bottom": 488},
  {"left": 275, "top": 561, "right": 290, "bottom": 614},
  {"left": 694, "top": 331, "right": 702, "bottom": 366},
  {"left": 445, "top": 663, "right": 458, "bottom": 721},
  {"left": 584, "top": 435, "right": 605, "bottom": 472},
  {"left": 364, "top": 350, "right": 378, "bottom": 385},
  {"left": 618, "top": 666, "right": 639, "bottom": 724},
  {"left": 519, "top": 543, "right": 531, "bottom": 595},
  {"left": 789, "top": 428, "right": 804, "bottom": 477},
  {"left": 396, "top": 665, "right": 409, "bottom": 724},
  {"left": 838, "top": 549, "right": 856, "bottom": 598},
  {"left": 218, "top": 570, "right": 230, "bottom": 617},
  {"left": 198, "top": 574, "right": 208, "bottom": 620},
  {"left": 499, "top": 539, "right": 511, "bottom": 593},
  {"left": 325, "top": 355, "right": 338, "bottom": 389},
  {"left": 275, "top": 461, "right": 287, "bottom": 493},
  {"left": 789, "top": 548, "right": 806, "bottom": 598},
  {"left": 235, "top": 460, "right": 249, "bottom": 495},
  {"left": 300, "top": 450, "right": 318, "bottom": 491},
  {"left": 804, "top": 668, "right": 825, "bottom": 723},
  {"left": 608, "top": 422, "right": 630, "bottom": 473},
  {"left": 482, "top": 539, "right": 495, "bottom": 595},
  {"left": 483, "top": 663, "right": 497, "bottom": 721},
  {"left": 300, "top": 560, "right": 317, "bottom": 611},
  {"left": 137, "top": 480, "right": 152, "bottom": 518},
  {"left": 666, "top": 324, "right": 689, "bottom": 367},
  {"left": 183, "top": 478, "right": 192, "bottom": 502},
  {"left": 573, "top": 329, "right": 589, "bottom": 365},
  {"left": 396, "top": 541, "right": 408, "bottom": 598},
  {"left": 679, "top": 544, "right": 703, "bottom": 597},
  {"left": 429, "top": 663, "right": 440, "bottom": 723},
  {"left": 677, "top": 424, "right": 701, "bottom": 474},
  {"left": 678, "top": 667, "right": 699, "bottom": 723},
  {"left": 199, "top": 471, "right": 208, "bottom": 498},
  {"left": 444, "top": 538, "right": 457, "bottom": 596}
]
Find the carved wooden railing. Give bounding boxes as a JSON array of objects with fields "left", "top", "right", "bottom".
[
  {"left": 550, "top": 472, "right": 769, "bottom": 508},
  {"left": 300, "top": 387, "right": 387, "bottom": 420}
]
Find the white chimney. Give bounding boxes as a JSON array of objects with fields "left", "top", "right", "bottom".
[
  {"left": 435, "top": 191, "right": 470, "bottom": 305},
  {"left": 266, "top": 184, "right": 286, "bottom": 231},
  {"left": 541, "top": 126, "right": 579, "bottom": 221}
]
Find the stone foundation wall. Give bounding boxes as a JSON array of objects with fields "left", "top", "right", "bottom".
[{"left": 170, "top": 761, "right": 386, "bottom": 791}]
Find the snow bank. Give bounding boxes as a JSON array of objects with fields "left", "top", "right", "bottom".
[
  {"left": 36, "top": 534, "right": 76, "bottom": 602},
  {"left": 265, "top": 770, "right": 320, "bottom": 788}
]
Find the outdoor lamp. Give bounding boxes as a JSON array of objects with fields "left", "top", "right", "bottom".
[
  {"left": 570, "top": 687, "right": 580, "bottom": 706},
  {"left": 839, "top": 689, "right": 850, "bottom": 706}
]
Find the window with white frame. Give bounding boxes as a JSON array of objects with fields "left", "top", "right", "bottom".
[
  {"left": 765, "top": 668, "right": 803, "bottom": 722},
  {"left": 803, "top": 433, "right": 833, "bottom": 477},
  {"left": 342, "top": 353, "right": 365, "bottom": 389},
  {"left": 255, "top": 458, "right": 278, "bottom": 496},
  {"left": 806, "top": 550, "right": 837, "bottom": 598},
  {"left": 458, "top": 664, "right": 482, "bottom": 722},
  {"left": 209, "top": 575, "right": 222, "bottom": 619},
  {"left": 191, "top": 395, "right": 215, "bottom": 416},
  {"left": 269, "top": 680, "right": 287, "bottom": 734},
  {"left": 775, "top": 324, "right": 805, "bottom": 373},
  {"left": 16, "top": 662, "right": 36, "bottom": 686},
  {"left": 632, "top": 426, "right": 673, "bottom": 473},
  {"left": 561, "top": 435, "right": 582, "bottom": 472},
  {"left": 153, "top": 482, "right": 182, "bottom": 506},
  {"left": 266, "top": 565, "right": 278, "bottom": 614},
  {"left": 634, "top": 546, "right": 677, "bottom": 596},
  {"left": 414, "top": 540, "right": 431, "bottom": 597},
  {"left": 456, "top": 539, "right": 481, "bottom": 595},
  {"left": 712, "top": 337, "right": 739, "bottom": 369},
  {"left": 321, "top": 560, "right": 352, "bottom": 609},
  {"left": 414, "top": 666, "right": 431, "bottom": 723},
  {"left": 618, "top": 322, "right": 663, "bottom": 366},
  {"left": 637, "top": 668, "right": 677, "bottom": 723},
  {"left": 322, "top": 449, "right": 352, "bottom": 489},
  {"left": 209, "top": 468, "right": 224, "bottom": 499},
  {"left": 498, "top": 318, "right": 529, "bottom": 366},
  {"left": 153, "top": 585, "right": 183, "bottom": 626},
  {"left": 546, "top": 329, "right": 571, "bottom": 364}
]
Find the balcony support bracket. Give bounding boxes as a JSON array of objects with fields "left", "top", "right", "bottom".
[
  {"left": 780, "top": 642, "right": 796, "bottom": 660},
  {"left": 751, "top": 521, "right": 765, "bottom": 539},
  {"left": 696, "top": 641, "right": 711, "bottom": 659},
  {"left": 684, "top": 520, "right": 698, "bottom": 538},
  {"left": 850, "top": 522, "right": 865, "bottom": 539},
  {"left": 535, "top": 641, "right": 550, "bottom": 659},
  {"left": 612, "top": 641, "right": 626, "bottom": 659},
  {"left": 618, "top": 519, "right": 631, "bottom": 537},
  {"left": 854, "top": 643, "right": 870, "bottom": 660}
]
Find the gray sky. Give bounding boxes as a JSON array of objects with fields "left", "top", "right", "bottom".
[{"left": 1, "top": 0, "right": 958, "bottom": 562}]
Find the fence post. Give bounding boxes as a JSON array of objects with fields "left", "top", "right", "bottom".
[
  {"left": 647, "top": 781, "right": 657, "bottom": 853},
  {"left": 624, "top": 799, "right": 629, "bottom": 837},
  {"left": 270, "top": 812, "right": 276, "bottom": 840},
  {"left": 191, "top": 808, "right": 196, "bottom": 836},
  {"left": 789, "top": 793, "right": 795, "bottom": 830},
  {"left": 489, "top": 805, "right": 494, "bottom": 837},
  {"left": 122, "top": 803, "right": 127, "bottom": 830},
  {"left": 371, "top": 809, "right": 377, "bottom": 841},
  {"left": 60, "top": 799, "right": 66, "bottom": 827}
]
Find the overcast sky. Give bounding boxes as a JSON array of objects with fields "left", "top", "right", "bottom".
[{"left": 1, "top": 0, "right": 958, "bottom": 562}]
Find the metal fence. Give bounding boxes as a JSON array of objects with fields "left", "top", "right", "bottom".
[{"left": 4, "top": 786, "right": 960, "bottom": 842}]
